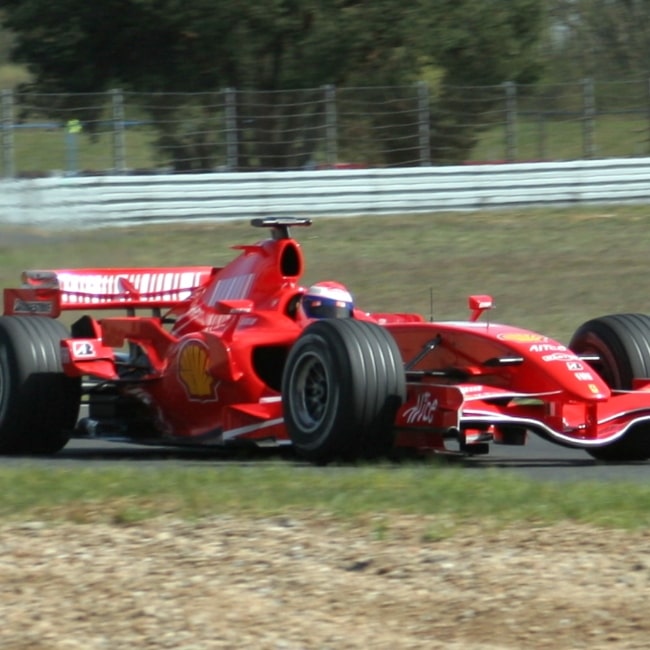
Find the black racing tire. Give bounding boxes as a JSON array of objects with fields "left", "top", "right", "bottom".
[
  {"left": 281, "top": 319, "right": 406, "bottom": 463},
  {"left": 569, "top": 313, "right": 650, "bottom": 461},
  {"left": 0, "top": 316, "right": 81, "bottom": 454}
]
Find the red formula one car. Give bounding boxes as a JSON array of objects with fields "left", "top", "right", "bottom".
[{"left": 2, "top": 217, "right": 650, "bottom": 462}]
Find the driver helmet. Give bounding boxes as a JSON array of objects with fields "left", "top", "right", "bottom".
[{"left": 302, "top": 281, "right": 354, "bottom": 319}]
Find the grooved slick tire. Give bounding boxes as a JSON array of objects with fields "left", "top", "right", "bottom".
[
  {"left": 569, "top": 313, "right": 650, "bottom": 461},
  {"left": 281, "top": 319, "right": 406, "bottom": 463},
  {"left": 0, "top": 316, "right": 81, "bottom": 454}
]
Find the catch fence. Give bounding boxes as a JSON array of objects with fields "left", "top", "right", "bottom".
[{"left": 2, "top": 79, "right": 650, "bottom": 177}]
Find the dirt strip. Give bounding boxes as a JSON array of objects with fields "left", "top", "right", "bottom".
[{"left": 0, "top": 515, "right": 648, "bottom": 649}]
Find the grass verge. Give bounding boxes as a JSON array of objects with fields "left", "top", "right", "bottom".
[
  {"left": 2, "top": 205, "right": 650, "bottom": 342},
  {"left": 1, "top": 464, "right": 649, "bottom": 530}
]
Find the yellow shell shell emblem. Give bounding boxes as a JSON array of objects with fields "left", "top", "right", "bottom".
[{"left": 178, "top": 340, "right": 216, "bottom": 400}]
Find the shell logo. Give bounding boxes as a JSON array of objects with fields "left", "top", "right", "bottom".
[{"left": 178, "top": 340, "right": 216, "bottom": 400}]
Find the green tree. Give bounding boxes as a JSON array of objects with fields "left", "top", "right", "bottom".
[
  {"left": 407, "top": 0, "right": 544, "bottom": 163},
  {"left": 544, "top": 0, "right": 650, "bottom": 81},
  {"left": 1, "top": 0, "right": 544, "bottom": 168}
]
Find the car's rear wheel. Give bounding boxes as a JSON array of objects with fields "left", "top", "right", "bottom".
[
  {"left": 0, "top": 316, "right": 81, "bottom": 454},
  {"left": 281, "top": 319, "right": 406, "bottom": 463},
  {"left": 569, "top": 313, "right": 650, "bottom": 461}
]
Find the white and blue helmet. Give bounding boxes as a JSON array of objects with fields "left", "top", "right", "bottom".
[{"left": 302, "top": 281, "right": 354, "bottom": 319}]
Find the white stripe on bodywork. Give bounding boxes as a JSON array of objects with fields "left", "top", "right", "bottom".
[
  {"left": 460, "top": 410, "right": 650, "bottom": 447},
  {"left": 221, "top": 417, "right": 285, "bottom": 442}
]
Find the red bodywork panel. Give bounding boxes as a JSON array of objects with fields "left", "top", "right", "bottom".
[{"left": 5, "top": 220, "right": 650, "bottom": 456}]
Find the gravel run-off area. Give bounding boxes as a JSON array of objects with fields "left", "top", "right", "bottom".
[{"left": 1, "top": 515, "right": 649, "bottom": 649}]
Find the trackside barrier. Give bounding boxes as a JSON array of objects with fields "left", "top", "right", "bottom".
[{"left": 1, "top": 158, "right": 650, "bottom": 228}]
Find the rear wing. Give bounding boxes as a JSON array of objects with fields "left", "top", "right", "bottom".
[{"left": 3, "top": 267, "right": 218, "bottom": 317}]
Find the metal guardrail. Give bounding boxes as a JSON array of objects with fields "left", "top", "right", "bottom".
[{"left": 1, "top": 158, "right": 650, "bottom": 228}]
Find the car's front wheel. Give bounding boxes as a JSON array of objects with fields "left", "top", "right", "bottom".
[
  {"left": 570, "top": 313, "right": 650, "bottom": 461},
  {"left": 281, "top": 319, "right": 406, "bottom": 463}
]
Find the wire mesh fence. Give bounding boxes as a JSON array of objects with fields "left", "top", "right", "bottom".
[{"left": 2, "top": 79, "right": 650, "bottom": 177}]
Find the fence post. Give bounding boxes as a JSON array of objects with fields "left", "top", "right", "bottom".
[
  {"left": 582, "top": 78, "right": 595, "bottom": 159},
  {"left": 1, "top": 90, "right": 14, "bottom": 178},
  {"left": 417, "top": 81, "right": 431, "bottom": 166},
  {"left": 536, "top": 111, "right": 547, "bottom": 161},
  {"left": 647, "top": 78, "right": 650, "bottom": 154},
  {"left": 225, "top": 88, "right": 238, "bottom": 171},
  {"left": 504, "top": 81, "right": 517, "bottom": 162},
  {"left": 111, "top": 89, "right": 127, "bottom": 173},
  {"left": 324, "top": 84, "right": 337, "bottom": 167}
]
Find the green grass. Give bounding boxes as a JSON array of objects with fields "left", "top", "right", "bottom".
[
  {"left": 5, "top": 105, "right": 650, "bottom": 175},
  {"left": 472, "top": 114, "right": 650, "bottom": 162},
  {"left": 3, "top": 206, "right": 649, "bottom": 342},
  {"left": 0, "top": 465, "right": 649, "bottom": 530},
  {"left": 12, "top": 126, "right": 159, "bottom": 174}
]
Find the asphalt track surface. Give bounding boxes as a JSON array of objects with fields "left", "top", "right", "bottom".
[{"left": 1, "top": 433, "right": 648, "bottom": 482}]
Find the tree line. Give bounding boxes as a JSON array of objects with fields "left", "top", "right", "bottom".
[{"left": 1, "top": 1, "right": 649, "bottom": 168}]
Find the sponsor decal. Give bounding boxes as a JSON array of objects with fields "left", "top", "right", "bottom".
[
  {"left": 542, "top": 352, "right": 578, "bottom": 362},
  {"left": 178, "top": 340, "right": 218, "bottom": 401},
  {"left": 529, "top": 343, "right": 567, "bottom": 352},
  {"left": 13, "top": 299, "right": 53, "bottom": 315},
  {"left": 575, "top": 371, "right": 594, "bottom": 381},
  {"left": 566, "top": 361, "right": 584, "bottom": 371},
  {"left": 205, "top": 273, "right": 255, "bottom": 307},
  {"left": 72, "top": 341, "right": 96, "bottom": 358},
  {"left": 497, "top": 333, "right": 547, "bottom": 342},
  {"left": 459, "top": 385, "right": 486, "bottom": 394},
  {"left": 57, "top": 270, "right": 208, "bottom": 304},
  {"left": 588, "top": 384, "right": 601, "bottom": 394},
  {"left": 403, "top": 392, "right": 438, "bottom": 424}
]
